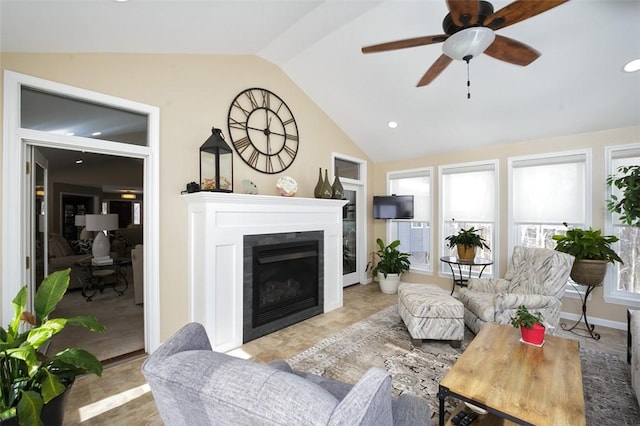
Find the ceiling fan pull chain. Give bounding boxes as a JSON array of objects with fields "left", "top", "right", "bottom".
[{"left": 464, "top": 55, "right": 472, "bottom": 99}]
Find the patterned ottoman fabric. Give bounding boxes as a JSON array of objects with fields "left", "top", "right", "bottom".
[{"left": 398, "top": 282, "right": 464, "bottom": 343}]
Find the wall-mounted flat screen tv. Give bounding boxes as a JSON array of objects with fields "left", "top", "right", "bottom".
[{"left": 373, "top": 195, "right": 414, "bottom": 219}]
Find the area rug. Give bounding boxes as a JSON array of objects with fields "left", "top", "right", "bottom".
[
  {"left": 46, "top": 283, "right": 144, "bottom": 362},
  {"left": 287, "top": 305, "right": 640, "bottom": 425}
]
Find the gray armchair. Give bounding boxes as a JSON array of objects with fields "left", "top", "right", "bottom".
[
  {"left": 459, "top": 246, "right": 574, "bottom": 335},
  {"left": 141, "top": 323, "right": 430, "bottom": 426}
]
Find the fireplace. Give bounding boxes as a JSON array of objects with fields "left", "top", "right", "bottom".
[{"left": 243, "top": 231, "right": 324, "bottom": 343}]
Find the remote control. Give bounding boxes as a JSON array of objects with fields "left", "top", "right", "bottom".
[
  {"left": 459, "top": 411, "right": 479, "bottom": 426},
  {"left": 451, "top": 410, "right": 468, "bottom": 425}
]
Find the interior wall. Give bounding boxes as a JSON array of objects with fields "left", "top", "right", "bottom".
[
  {"left": 0, "top": 53, "right": 373, "bottom": 340},
  {"left": 373, "top": 125, "right": 640, "bottom": 324}
]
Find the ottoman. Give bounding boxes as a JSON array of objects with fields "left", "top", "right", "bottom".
[{"left": 398, "top": 282, "right": 464, "bottom": 347}]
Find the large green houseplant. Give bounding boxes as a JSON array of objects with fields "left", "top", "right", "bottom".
[
  {"left": 607, "top": 165, "right": 640, "bottom": 227},
  {"left": 445, "top": 227, "right": 490, "bottom": 261},
  {"left": 552, "top": 223, "right": 622, "bottom": 286},
  {"left": 370, "top": 238, "right": 410, "bottom": 294},
  {"left": 0, "top": 269, "right": 105, "bottom": 426}
]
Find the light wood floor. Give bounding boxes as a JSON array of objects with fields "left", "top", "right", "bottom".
[{"left": 62, "top": 283, "right": 627, "bottom": 425}]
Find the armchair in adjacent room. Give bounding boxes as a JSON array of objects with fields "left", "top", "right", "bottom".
[{"left": 459, "top": 246, "right": 575, "bottom": 335}]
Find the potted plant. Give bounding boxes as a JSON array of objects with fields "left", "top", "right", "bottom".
[
  {"left": 607, "top": 165, "right": 640, "bottom": 227},
  {"left": 552, "top": 223, "right": 623, "bottom": 287},
  {"left": 0, "top": 268, "right": 105, "bottom": 426},
  {"left": 445, "top": 227, "right": 490, "bottom": 261},
  {"left": 509, "top": 305, "right": 545, "bottom": 345},
  {"left": 369, "top": 238, "right": 411, "bottom": 294}
]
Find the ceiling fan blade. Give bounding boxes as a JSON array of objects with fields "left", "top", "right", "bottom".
[
  {"left": 484, "top": 34, "right": 540, "bottom": 66},
  {"left": 446, "top": 0, "right": 480, "bottom": 27},
  {"left": 362, "top": 34, "right": 448, "bottom": 54},
  {"left": 417, "top": 54, "right": 453, "bottom": 87},
  {"left": 483, "top": 0, "right": 568, "bottom": 31}
]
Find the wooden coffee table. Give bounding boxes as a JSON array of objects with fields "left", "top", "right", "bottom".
[{"left": 438, "top": 323, "right": 585, "bottom": 425}]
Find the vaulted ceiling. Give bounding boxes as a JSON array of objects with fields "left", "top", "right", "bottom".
[{"left": 2, "top": 0, "right": 639, "bottom": 162}]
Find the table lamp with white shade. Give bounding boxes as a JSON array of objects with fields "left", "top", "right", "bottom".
[
  {"left": 74, "top": 214, "right": 88, "bottom": 239},
  {"left": 85, "top": 214, "right": 118, "bottom": 262}
]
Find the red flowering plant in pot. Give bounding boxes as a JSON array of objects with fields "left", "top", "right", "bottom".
[{"left": 509, "top": 305, "right": 545, "bottom": 346}]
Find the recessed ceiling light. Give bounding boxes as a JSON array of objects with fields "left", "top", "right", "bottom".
[
  {"left": 387, "top": 121, "right": 398, "bottom": 129},
  {"left": 75, "top": 159, "right": 83, "bottom": 164},
  {"left": 92, "top": 131, "right": 102, "bottom": 136},
  {"left": 623, "top": 59, "right": 640, "bottom": 73}
]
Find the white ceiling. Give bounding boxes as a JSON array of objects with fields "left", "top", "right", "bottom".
[{"left": 2, "top": 0, "right": 639, "bottom": 163}]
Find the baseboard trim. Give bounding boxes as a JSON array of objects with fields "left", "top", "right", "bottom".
[{"left": 560, "top": 311, "right": 627, "bottom": 331}]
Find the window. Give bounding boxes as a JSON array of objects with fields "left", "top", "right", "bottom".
[
  {"left": 439, "top": 161, "right": 497, "bottom": 275},
  {"left": 509, "top": 151, "right": 591, "bottom": 252},
  {"left": 388, "top": 168, "right": 433, "bottom": 273},
  {"left": 604, "top": 144, "right": 640, "bottom": 306}
]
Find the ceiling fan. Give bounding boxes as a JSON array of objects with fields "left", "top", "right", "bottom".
[{"left": 361, "top": 0, "right": 569, "bottom": 87}]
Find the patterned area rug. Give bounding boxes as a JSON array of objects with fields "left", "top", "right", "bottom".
[{"left": 287, "top": 305, "right": 640, "bottom": 425}]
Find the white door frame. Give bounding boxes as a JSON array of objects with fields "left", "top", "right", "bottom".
[
  {"left": 332, "top": 153, "right": 368, "bottom": 286},
  {"left": 2, "top": 70, "right": 161, "bottom": 353}
]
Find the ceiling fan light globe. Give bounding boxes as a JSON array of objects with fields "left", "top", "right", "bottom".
[{"left": 442, "top": 27, "right": 495, "bottom": 61}]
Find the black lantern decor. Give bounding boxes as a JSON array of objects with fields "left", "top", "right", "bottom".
[{"left": 200, "top": 127, "right": 233, "bottom": 193}]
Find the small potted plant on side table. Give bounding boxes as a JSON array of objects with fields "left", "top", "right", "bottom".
[
  {"left": 510, "top": 305, "right": 546, "bottom": 346},
  {"left": 445, "top": 227, "right": 490, "bottom": 261},
  {"left": 369, "top": 238, "right": 411, "bottom": 294},
  {"left": 0, "top": 269, "right": 105, "bottom": 426}
]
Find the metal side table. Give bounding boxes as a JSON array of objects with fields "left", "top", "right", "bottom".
[{"left": 440, "top": 256, "right": 493, "bottom": 295}]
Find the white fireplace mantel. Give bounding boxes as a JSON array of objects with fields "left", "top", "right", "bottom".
[{"left": 183, "top": 192, "right": 347, "bottom": 352}]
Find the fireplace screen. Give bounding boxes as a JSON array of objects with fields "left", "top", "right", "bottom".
[{"left": 243, "top": 231, "right": 324, "bottom": 343}]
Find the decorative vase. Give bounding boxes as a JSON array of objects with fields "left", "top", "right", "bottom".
[
  {"left": 331, "top": 169, "right": 344, "bottom": 199},
  {"left": 520, "top": 324, "right": 545, "bottom": 345},
  {"left": 456, "top": 245, "right": 476, "bottom": 261},
  {"left": 314, "top": 168, "right": 324, "bottom": 198},
  {"left": 321, "top": 169, "right": 332, "bottom": 199}
]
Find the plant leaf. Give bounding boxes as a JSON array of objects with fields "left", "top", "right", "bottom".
[
  {"left": 38, "top": 370, "right": 65, "bottom": 404},
  {"left": 16, "top": 390, "right": 43, "bottom": 426},
  {"left": 50, "top": 348, "right": 103, "bottom": 377},
  {"left": 34, "top": 269, "right": 70, "bottom": 323},
  {"left": 64, "top": 316, "right": 106, "bottom": 333},
  {"left": 26, "top": 319, "right": 66, "bottom": 350}
]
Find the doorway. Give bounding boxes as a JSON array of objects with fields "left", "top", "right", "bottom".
[
  {"left": 333, "top": 155, "right": 367, "bottom": 287},
  {"left": 2, "top": 71, "right": 161, "bottom": 354}
]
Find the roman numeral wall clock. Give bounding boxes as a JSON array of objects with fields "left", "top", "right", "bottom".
[{"left": 227, "top": 88, "right": 299, "bottom": 174}]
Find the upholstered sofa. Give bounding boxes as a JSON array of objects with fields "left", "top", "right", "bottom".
[
  {"left": 142, "top": 323, "right": 430, "bottom": 425},
  {"left": 628, "top": 310, "right": 640, "bottom": 407},
  {"left": 111, "top": 226, "right": 143, "bottom": 259},
  {"left": 48, "top": 233, "right": 91, "bottom": 289},
  {"left": 459, "top": 246, "right": 574, "bottom": 335}
]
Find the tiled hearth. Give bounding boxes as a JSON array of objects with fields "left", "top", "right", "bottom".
[{"left": 183, "top": 193, "right": 347, "bottom": 351}]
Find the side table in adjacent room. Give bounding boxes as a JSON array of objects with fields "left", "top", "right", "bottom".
[{"left": 439, "top": 256, "right": 493, "bottom": 295}]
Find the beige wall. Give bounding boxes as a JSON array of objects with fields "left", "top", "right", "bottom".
[
  {"left": 0, "top": 53, "right": 373, "bottom": 340},
  {"left": 1, "top": 52, "right": 636, "bottom": 338},
  {"left": 373, "top": 125, "right": 640, "bottom": 324}
]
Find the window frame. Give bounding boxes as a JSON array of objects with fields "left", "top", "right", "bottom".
[
  {"left": 603, "top": 143, "right": 640, "bottom": 307},
  {"left": 507, "top": 149, "right": 592, "bottom": 299},
  {"left": 386, "top": 167, "right": 434, "bottom": 275},
  {"left": 438, "top": 159, "right": 499, "bottom": 278}
]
